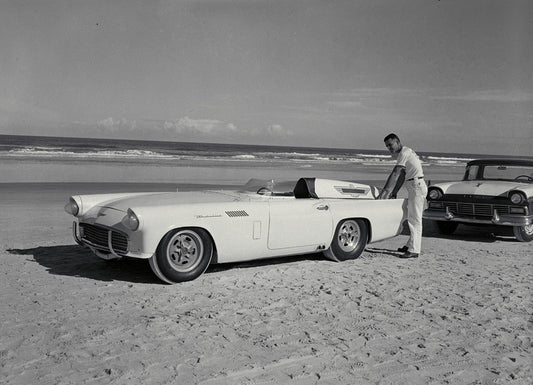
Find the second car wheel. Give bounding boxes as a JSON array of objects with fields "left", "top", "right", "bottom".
[
  {"left": 513, "top": 224, "right": 533, "bottom": 242},
  {"left": 151, "top": 228, "right": 214, "bottom": 283},
  {"left": 324, "top": 219, "right": 368, "bottom": 262}
]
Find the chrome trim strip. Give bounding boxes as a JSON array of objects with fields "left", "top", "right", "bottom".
[
  {"left": 423, "top": 210, "right": 533, "bottom": 226},
  {"left": 72, "top": 222, "right": 84, "bottom": 246},
  {"left": 108, "top": 230, "right": 121, "bottom": 258}
]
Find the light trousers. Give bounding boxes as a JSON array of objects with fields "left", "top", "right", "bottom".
[{"left": 405, "top": 179, "right": 428, "bottom": 254}]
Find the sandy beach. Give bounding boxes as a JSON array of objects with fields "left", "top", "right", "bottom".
[
  {"left": 2, "top": 0, "right": 532, "bottom": 382},
  {"left": 0, "top": 163, "right": 531, "bottom": 384}
]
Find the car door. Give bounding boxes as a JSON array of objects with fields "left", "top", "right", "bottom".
[{"left": 267, "top": 198, "right": 333, "bottom": 250}]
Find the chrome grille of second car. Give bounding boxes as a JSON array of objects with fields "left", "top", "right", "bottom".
[
  {"left": 435, "top": 202, "right": 511, "bottom": 217},
  {"left": 80, "top": 223, "right": 128, "bottom": 254}
]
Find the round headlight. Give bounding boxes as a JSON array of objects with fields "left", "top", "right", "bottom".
[
  {"left": 64, "top": 197, "right": 79, "bottom": 216},
  {"left": 428, "top": 189, "right": 443, "bottom": 200},
  {"left": 509, "top": 192, "right": 524, "bottom": 205},
  {"left": 123, "top": 208, "right": 140, "bottom": 231}
]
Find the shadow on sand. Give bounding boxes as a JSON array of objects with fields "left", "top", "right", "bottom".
[
  {"left": 207, "top": 253, "right": 325, "bottom": 275},
  {"left": 7, "top": 220, "right": 519, "bottom": 285},
  {"left": 7, "top": 245, "right": 160, "bottom": 284},
  {"left": 7, "top": 245, "right": 326, "bottom": 284},
  {"left": 366, "top": 220, "right": 518, "bottom": 258},
  {"left": 422, "top": 219, "right": 517, "bottom": 243}
]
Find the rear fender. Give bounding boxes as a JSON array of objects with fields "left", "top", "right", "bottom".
[{"left": 328, "top": 199, "right": 407, "bottom": 243}]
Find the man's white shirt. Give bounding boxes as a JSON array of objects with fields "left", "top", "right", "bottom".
[{"left": 395, "top": 146, "right": 423, "bottom": 181}]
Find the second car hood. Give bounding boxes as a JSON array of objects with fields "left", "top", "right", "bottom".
[{"left": 438, "top": 180, "right": 530, "bottom": 196}]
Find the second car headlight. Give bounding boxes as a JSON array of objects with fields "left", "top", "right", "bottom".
[
  {"left": 122, "top": 208, "right": 140, "bottom": 231},
  {"left": 428, "top": 188, "right": 443, "bottom": 200},
  {"left": 509, "top": 192, "right": 525, "bottom": 205}
]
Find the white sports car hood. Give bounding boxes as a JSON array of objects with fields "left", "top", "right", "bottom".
[
  {"left": 437, "top": 180, "right": 531, "bottom": 196},
  {"left": 78, "top": 190, "right": 246, "bottom": 215},
  {"left": 99, "top": 190, "right": 245, "bottom": 212}
]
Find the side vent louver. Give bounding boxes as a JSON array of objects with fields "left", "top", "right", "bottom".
[
  {"left": 225, "top": 210, "right": 249, "bottom": 217},
  {"left": 335, "top": 187, "right": 368, "bottom": 195},
  {"left": 341, "top": 188, "right": 367, "bottom": 194}
]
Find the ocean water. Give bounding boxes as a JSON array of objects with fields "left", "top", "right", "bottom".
[
  {"left": 0, "top": 134, "right": 489, "bottom": 165},
  {"left": 1, "top": 134, "right": 528, "bottom": 184}
]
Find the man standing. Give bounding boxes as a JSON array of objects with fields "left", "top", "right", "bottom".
[{"left": 378, "top": 133, "right": 427, "bottom": 259}]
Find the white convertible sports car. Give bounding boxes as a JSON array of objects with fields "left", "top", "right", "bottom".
[{"left": 65, "top": 178, "right": 407, "bottom": 283}]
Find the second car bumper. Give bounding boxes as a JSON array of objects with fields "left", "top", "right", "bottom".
[{"left": 423, "top": 209, "right": 533, "bottom": 227}]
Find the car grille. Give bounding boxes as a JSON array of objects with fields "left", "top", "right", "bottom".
[
  {"left": 80, "top": 223, "right": 128, "bottom": 254},
  {"left": 431, "top": 202, "right": 511, "bottom": 218}
]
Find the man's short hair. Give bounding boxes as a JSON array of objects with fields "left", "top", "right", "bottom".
[{"left": 384, "top": 133, "right": 400, "bottom": 142}]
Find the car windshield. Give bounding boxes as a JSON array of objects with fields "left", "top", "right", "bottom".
[
  {"left": 465, "top": 164, "right": 533, "bottom": 183},
  {"left": 240, "top": 178, "right": 297, "bottom": 195}
]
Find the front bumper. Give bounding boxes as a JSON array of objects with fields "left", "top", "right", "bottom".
[{"left": 423, "top": 209, "right": 533, "bottom": 227}]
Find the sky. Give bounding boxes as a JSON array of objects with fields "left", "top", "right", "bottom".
[{"left": 0, "top": 0, "right": 531, "bottom": 155}]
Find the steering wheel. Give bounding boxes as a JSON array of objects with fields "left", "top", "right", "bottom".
[
  {"left": 515, "top": 175, "right": 533, "bottom": 181},
  {"left": 257, "top": 187, "right": 273, "bottom": 195}
]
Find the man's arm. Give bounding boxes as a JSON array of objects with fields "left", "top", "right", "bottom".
[{"left": 378, "top": 165, "right": 406, "bottom": 199}]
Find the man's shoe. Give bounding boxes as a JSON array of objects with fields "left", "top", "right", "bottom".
[
  {"left": 397, "top": 246, "right": 409, "bottom": 252},
  {"left": 399, "top": 252, "right": 419, "bottom": 259}
]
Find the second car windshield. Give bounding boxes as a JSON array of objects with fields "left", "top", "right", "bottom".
[{"left": 480, "top": 165, "right": 533, "bottom": 182}]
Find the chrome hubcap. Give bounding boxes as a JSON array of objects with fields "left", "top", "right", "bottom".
[
  {"left": 166, "top": 231, "right": 203, "bottom": 273},
  {"left": 337, "top": 220, "right": 361, "bottom": 252},
  {"left": 524, "top": 224, "right": 533, "bottom": 236}
]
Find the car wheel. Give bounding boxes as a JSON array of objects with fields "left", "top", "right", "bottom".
[
  {"left": 436, "top": 221, "right": 458, "bottom": 235},
  {"left": 324, "top": 219, "right": 368, "bottom": 262},
  {"left": 151, "top": 228, "right": 213, "bottom": 283},
  {"left": 513, "top": 224, "right": 533, "bottom": 242}
]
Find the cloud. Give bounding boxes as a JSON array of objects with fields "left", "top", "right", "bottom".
[
  {"left": 161, "top": 117, "right": 293, "bottom": 138},
  {"left": 265, "top": 124, "right": 284, "bottom": 134},
  {"left": 162, "top": 116, "right": 238, "bottom": 134},
  {"left": 330, "top": 88, "right": 424, "bottom": 99},
  {"left": 66, "top": 116, "right": 293, "bottom": 144},
  {"left": 326, "top": 101, "right": 367, "bottom": 109},
  {"left": 327, "top": 88, "right": 533, "bottom": 106},
  {"left": 250, "top": 124, "right": 293, "bottom": 137},
  {"left": 284, "top": 88, "right": 426, "bottom": 118},
  {"left": 226, "top": 123, "right": 238, "bottom": 131},
  {"left": 433, "top": 90, "right": 533, "bottom": 103},
  {"left": 97, "top": 117, "right": 137, "bottom": 132}
]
